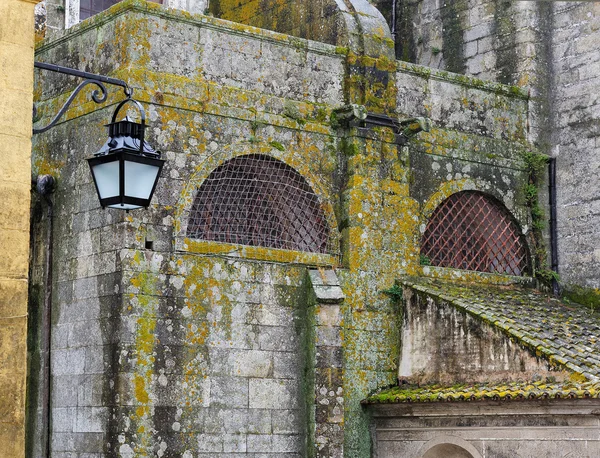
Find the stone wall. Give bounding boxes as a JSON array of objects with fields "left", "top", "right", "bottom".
[
  {"left": 28, "top": 0, "right": 600, "bottom": 297},
  {"left": 395, "top": 62, "right": 531, "bottom": 226},
  {"left": 208, "top": 0, "right": 345, "bottom": 46},
  {"left": 0, "top": 1, "right": 39, "bottom": 457},
  {"left": 399, "top": 287, "right": 562, "bottom": 385},
  {"left": 29, "top": 1, "right": 535, "bottom": 457},
  {"left": 31, "top": 3, "right": 348, "bottom": 455},
  {"left": 374, "top": 1, "right": 600, "bottom": 291},
  {"left": 376, "top": 0, "right": 542, "bottom": 84},
  {"left": 550, "top": 3, "right": 600, "bottom": 290}
]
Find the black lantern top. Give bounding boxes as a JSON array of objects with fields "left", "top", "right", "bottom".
[
  {"left": 95, "top": 98, "right": 160, "bottom": 158},
  {"left": 95, "top": 116, "right": 159, "bottom": 158}
]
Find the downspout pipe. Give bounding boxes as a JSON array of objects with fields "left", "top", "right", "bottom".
[
  {"left": 34, "top": 174, "right": 55, "bottom": 458},
  {"left": 548, "top": 158, "right": 559, "bottom": 295}
]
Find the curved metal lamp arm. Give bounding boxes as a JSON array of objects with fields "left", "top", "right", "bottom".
[
  {"left": 32, "top": 61, "right": 133, "bottom": 134},
  {"left": 33, "top": 80, "right": 108, "bottom": 134}
]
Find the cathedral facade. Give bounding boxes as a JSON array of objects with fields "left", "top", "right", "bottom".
[{"left": 25, "top": 1, "right": 600, "bottom": 457}]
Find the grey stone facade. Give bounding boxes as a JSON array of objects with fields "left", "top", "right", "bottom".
[
  {"left": 27, "top": 0, "right": 600, "bottom": 457},
  {"left": 384, "top": 0, "right": 600, "bottom": 289}
]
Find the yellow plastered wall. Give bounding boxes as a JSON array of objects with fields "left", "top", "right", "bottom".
[{"left": 0, "top": 0, "right": 38, "bottom": 456}]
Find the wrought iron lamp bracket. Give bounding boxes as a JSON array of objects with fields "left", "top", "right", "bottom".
[{"left": 32, "top": 61, "right": 133, "bottom": 134}]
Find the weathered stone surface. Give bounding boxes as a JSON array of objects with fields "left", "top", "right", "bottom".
[
  {"left": 401, "top": 277, "right": 600, "bottom": 383},
  {"left": 27, "top": 1, "right": 554, "bottom": 458},
  {"left": 399, "top": 286, "right": 563, "bottom": 384}
]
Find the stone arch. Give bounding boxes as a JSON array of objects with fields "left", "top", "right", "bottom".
[
  {"left": 420, "top": 178, "right": 530, "bottom": 241},
  {"left": 421, "top": 179, "right": 524, "bottom": 225},
  {"left": 175, "top": 144, "right": 339, "bottom": 256},
  {"left": 420, "top": 190, "right": 530, "bottom": 276},
  {"left": 418, "top": 436, "right": 483, "bottom": 458}
]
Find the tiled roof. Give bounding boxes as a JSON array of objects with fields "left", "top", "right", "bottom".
[
  {"left": 400, "top": 277, "right": 600, "bottom": 383},
  {"left": 363, "top": 380, "right": 600, "bottom": 404}
]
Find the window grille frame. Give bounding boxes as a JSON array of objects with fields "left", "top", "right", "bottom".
[
  {"left": 420, "top": 191, "right": 531, "bottom": 277},
  {"left": 180, "top": 154, "right": 339, "bottom": 266},
  {"left": 65, "top": 0, "right": 164, "bottom": 28}
]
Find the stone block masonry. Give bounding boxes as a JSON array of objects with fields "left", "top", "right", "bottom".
[
  {"left": 29, "top": 1, "right": 535, "bottom": 457},
  {"left": 307, "top": 269, "right": 344, "bottom": 458},
  {"left": 370, "top": 400, "right": 600, "bottom": 458},
  {"left": 385, "top": 0, "right": 600, "bottom": 292},
  {"left": 550, "top": 3, "right": 600, "bottom": 290},
  {"left": 30, "top": 4, "right": 346, "bottom": 454}
]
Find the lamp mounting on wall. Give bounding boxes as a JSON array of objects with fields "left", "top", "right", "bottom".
[{"left": 32, "top": 62, "right": 164, "bottom": 210}]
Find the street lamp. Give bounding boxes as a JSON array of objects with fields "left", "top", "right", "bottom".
[
  {"left": 87, "top": 99, "right": 164, "bottom": 210},
  {"left": 33, "top": 62, "right": 164, "bottom": 211}
]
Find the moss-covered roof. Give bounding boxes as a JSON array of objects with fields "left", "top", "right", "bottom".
[
  {"left": 401, "top": 277, "right": 600, "bottom": 383},
  {"left": 364, "top": 278, "right": 600, "bottom": 405},
  {"left": 363, "top": 380, "right": 600, "bottom": 404}
]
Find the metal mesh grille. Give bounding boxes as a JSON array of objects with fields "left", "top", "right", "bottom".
[
  {"left": 187, "top": 154, "right": 330, "bottom": 254},
  {"left": 421, "top": 191, "right": 528, "bottom": 276}
]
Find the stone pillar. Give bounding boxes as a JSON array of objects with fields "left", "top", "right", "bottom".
[
  {"left": 0, "top": 0, "right": 39, "bottom": 457},
  {"left": 338, "top": 123, "right": 415, "bottom": 458},
  {"left": 307, "top": 269, "right": 345, "bottom": 458}
]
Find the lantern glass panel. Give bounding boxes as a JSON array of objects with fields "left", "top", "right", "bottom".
[
  {"left": 124, "top": 160, "right": 161, "bottom": 199},
  {"left": 91, "top": 160, "right": 119, "bottom": 200}
]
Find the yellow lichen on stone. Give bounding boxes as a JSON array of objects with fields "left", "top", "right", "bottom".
[{"left": 127, "top": 256, "right": 160, "bottom": 455}]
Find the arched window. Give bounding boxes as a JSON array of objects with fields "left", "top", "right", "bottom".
[
  {"left": 78, "top": 0, "right": 162, "bottom": 22},
  {"left": 187, "top": 154, "right": 330, "bottom": 253},
  {"left": 420, "top": 191, "right": 528, "bottom": 276}
]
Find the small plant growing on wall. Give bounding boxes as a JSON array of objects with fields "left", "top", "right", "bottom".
[
  {"left": 521, "top": 150, "right": 559, "bottom": 287},
  {"left": 382, "top": 284, "right": 403, "bottom": 302}
]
